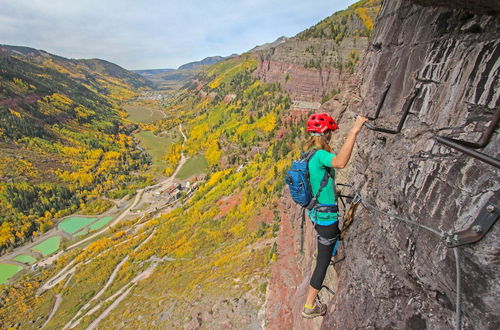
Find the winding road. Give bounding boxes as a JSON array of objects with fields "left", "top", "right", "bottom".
[
  {"left": 39, "top": 124, "right": 188, "bottom": 329},
  {"left": 63, "top": 228, "right": 158, "bottom": 329}
]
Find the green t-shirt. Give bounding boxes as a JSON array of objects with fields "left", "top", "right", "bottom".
[
  {"left": 307, "top": 149, "right": 338, "bottom": 225},
  {"left": 308, "top": 149, "right": 336, "bottom": 205}
]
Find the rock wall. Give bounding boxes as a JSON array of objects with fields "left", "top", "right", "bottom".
[
  {"left": 254, "top": 60, "right": 341, "bottom": 103},
  {"left": 412, "top": 0, "right": 499, "bottom": 15},
  {"left": 267, "top": 0, "right": 499, "bottom": 329},
  {"left": 252, "top": 33, "right": 371, "bottom": 104}
]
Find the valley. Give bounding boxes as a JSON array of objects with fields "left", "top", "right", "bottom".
[
  {"left": 1, "top": 0, "right": 498, "bottom": 328},
  {"left": 0, "top": 49, "right": 288, "bottom": 328},
  {"left": 0, "top": 1, "right": 379, "bottom": 327},
  {"left": 0, "top": 123, "right": 191, "bottom": 284}
]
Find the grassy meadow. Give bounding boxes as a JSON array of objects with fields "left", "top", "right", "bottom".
[
  {"left": 134, "top": 131, "right": 175, "bottom": 175},
  {"left": 123, "top": 101, "right": 166, "bottom": 124},
  {"left": 176, "top": 154, "right": 208, "bottom": 180}
]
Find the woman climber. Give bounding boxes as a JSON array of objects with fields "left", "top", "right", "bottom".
[{"left": 302, "top": 113, "right": 368, "bottom": 319}]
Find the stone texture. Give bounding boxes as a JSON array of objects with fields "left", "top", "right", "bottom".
[
  {"left": 412, "top": 0, "right": 500, "bottom": 15},
  {"left": 267, "top": 1, "right": 499, "bottom": 329},
  {"left": 252, "top": 33, "right": 371, "bottom": 104},
  {"left": 253, "top": 60, "right": 341, "bottom": 103}
]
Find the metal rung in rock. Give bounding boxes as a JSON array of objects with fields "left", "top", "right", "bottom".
[{"left": 364, "top": 84, "right": 422, "bottom": 134}]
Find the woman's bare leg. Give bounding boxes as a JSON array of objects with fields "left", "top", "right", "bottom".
[{"left": 305, "top": 285, "right": 319, "bottom": 307}]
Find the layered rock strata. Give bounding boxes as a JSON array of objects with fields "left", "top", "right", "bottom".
[{"left": 267, "top": 0, "right": 499, "bottom": 329}]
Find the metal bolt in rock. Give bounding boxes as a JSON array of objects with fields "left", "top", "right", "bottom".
[{"left": 486, "top": 205, "right": 495, "bottom": 213}]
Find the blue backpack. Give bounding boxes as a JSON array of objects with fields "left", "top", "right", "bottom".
[
  {"left": 285, "top": 150, "right": 330, "bottom": 210},
  {"left": 285, "top": 150, "right": 332, "bottom": 254}
]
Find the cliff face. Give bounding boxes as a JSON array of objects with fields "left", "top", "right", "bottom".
[
  {"left": 253, "top": 37, "right": 365, "bottom": 103},
  {"left": 267, "top": 0, "right": 499, "bottom": 329},
  {"left": 252, "top": 0, "right": 380, "bottom": 108}
]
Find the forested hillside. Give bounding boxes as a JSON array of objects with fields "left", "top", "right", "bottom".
[
  {"left": 0, "top": 0, "right": 385, "bottom": 327},
  {"left": 0, "top": 45, "right": 152, "bottom": 252},
  {"left": 0, "top": 51, "right": 305, "bottom": 329},
  {"left": 2, "top": 0, "right": 496, "bottom": 328}
]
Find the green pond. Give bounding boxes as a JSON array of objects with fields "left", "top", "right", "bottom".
[
  {"left": 31, "top": 236, "right": 61, "bottom": 257},
  {"left": 12, "top": 254, "right": 37, "bottom": 264},
  {"left": 74, "top": 229, "right": 89, "bottom": 237},
  {"left": 58, "top": 217, "right": 97, "bottom": 234},
  {"left": 89, "top": 216, "right": 114, "bottom": 231},
  {"left": 0, "top": 264, "right": 23, "bottom": 284}
]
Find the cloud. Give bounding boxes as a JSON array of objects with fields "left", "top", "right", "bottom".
[{"left": 0, "top": 0, "right": 359, "bottom": 69}]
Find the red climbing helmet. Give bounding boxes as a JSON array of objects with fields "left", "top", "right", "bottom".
[{"left": 306, "top": 113, "right": 338, "bottom": 134}]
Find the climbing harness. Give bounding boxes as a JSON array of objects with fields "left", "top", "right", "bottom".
[
  {"left": 316, "top": 232, "right": 338, "bottom": 246},
  {"left": 299, "top": 202, "right": 336, "bottom": 253},
  {"left": 314, "top": 205, "right": 339, "bottom": 213}
]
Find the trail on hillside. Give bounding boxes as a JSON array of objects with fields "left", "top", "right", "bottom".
[
  {"left": 85, "top": 259, "right": 161, "bottom": 330},
  {"left": 158, "top": 124, "right": 188, "bottom": 186},
  {"left": 64, "top": 229, "right": 158, "bottom": 329},
  {"left": 40, "top": 294, "right": 62, "bottom": 329},
  {"left": 39, "top": 123, "right": 188, "bottom": 328},
  {"left": 39, "top": 233, "right": 139, "bottom": 294}
]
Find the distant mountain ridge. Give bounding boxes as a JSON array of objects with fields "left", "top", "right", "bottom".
[
  {"left": 177, "top": 54, "right": 237, "bottom": 70},
  {"left": 248, "top": 36, "right": 288, "bottom": 52},
  {"left": 134, "top": 55, "right": 238, "bottom": 90},
  {"left": 133, "top": 68, "right": 175, "bottom": 76},
  {"left": 0, "top": 45, "right": 151, "bottom": 89},
  {"left": 0, "top": 43, "right": 152, "bottom": 251}
]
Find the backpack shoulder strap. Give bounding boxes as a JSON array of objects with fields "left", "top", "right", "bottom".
[
  {"left": 306, "top": 150, "right": 336, "bottom": 210},
  {"left": 302, "top": 149, "right": 318, "bottom": 162}
]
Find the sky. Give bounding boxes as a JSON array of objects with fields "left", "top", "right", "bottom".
[{"left": 0, "top": 0, "right": 359, "bottom": 70}]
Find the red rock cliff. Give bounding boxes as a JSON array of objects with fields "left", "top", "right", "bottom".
[{"left": 266, "top": 0, "right": 499, "bottom": 329}]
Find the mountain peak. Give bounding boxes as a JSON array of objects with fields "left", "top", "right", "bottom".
[
  {"left": 177, "top": 55, "right": 235, "bottom": 70},
  {"left": 248, "top": 36, "right": 288, "bottom": 53}
]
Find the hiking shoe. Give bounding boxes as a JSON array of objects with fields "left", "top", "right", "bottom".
[{"left": 301, "top": 301, "right": 327, "bottom": 318}]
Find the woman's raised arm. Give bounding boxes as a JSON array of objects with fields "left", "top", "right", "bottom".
[{"left": 331, "top": 115, "right": 368, "bottom": 169}]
